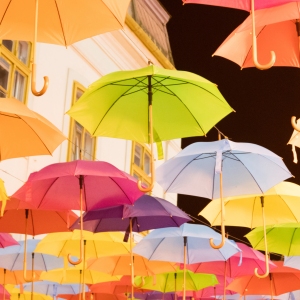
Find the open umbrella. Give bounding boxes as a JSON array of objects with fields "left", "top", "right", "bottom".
[
  {"left": 12, "top": 160, "right": 143, "bottom": 265},
  {"left": 156, "top": 139, "right": 292, "bottom": 253},
  {"left": 182, "top": 0, "right": 300, "bottom": 70},
  {"left": 10, "top": 291, "right": 51, "bottom": 300},
  {"left": 134, "top": 270, "right": 218, "bottom": 294},
  {"left": 0, "top": 97, "right": 66, "bottom": 160},
  {"left": 59, "top": 293, "right": 127, "bottom": 300},
  {"left": 67, "top": 64, "right": 235, "bottom": 192},
  {"left": 0, "top": 0, "right": 131, "bottom": 96},
  {"left": 133, "top": 223, "right": 241, "bottom": 300},
  {"left": 199, "top": 181, "right": 300, "bottom": 277},
  {"left": 226, "top": 261, "right": 300, "bottom": 299}
]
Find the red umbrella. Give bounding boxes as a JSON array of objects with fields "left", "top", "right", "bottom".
[
  {"left": 11, "top": 160, "right": 144, "bottom": 265},
  {"left": 226, "top": 261, "right": 300, "bottom": 298}
]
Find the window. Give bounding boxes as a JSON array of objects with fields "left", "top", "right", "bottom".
[
  {"left": 68, "top": 82, "right": 96, "bottom": 161},
  {"left": 131, "top": 141, "right": 151, "bottom": 189},
  {"left": 0, "top": 40, "right": 31, "bottom": 102}
]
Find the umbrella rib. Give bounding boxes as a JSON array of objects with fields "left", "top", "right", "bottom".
[
  {"left": 53, "top": 0, "right": 67, "bottom": 47},
  {"left": 287, "top": 228, "right": 297, "bottom": 256},
  {"left": 251, "top": 197, "right": 256, "bottom": 229},
  {"left": 108, "top": 177, "right": 132, "bottom": 204},
  {"left": 279, "top": 194, "right": 300, "bottom": 222},
  {"left": 147, "top": 238, "right": 166, "bottom": 261},
  {"left": 29, "top": 210, "right": 35, "bottom": 236},
  {"left": 164, "top": 154, "right": 204, "bottom": 192},
  {"left": 91, "top": 78, "right": 148, "bottom": 135},
  {"left": 0, "top": 0, "right": 12, "bottom": 26},
  {"left": 36, "top": 177, "right": 60, "bottom": 209},
  {"left": 41, "top": 253, "right": 47, "bottom": 271}
]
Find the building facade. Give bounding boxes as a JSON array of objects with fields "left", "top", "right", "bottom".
[{"left": 0, "top": 0, "right": 180, "bottom": 208}]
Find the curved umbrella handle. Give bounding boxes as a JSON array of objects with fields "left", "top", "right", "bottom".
[
  {"left": 31, "top": 63, "right": 49, "bottom": 96},
  {"left": 210, "top": 172, "right": 226, "bottom": 249},
  {"left": 291, "top": 116, "right": 300, "bottom": 131},
  {"left": 251, "top": 0, "right": 276, "bottom": 70},
  {"left": 254, "top": 196, "right": 270, "bottom": 278}
]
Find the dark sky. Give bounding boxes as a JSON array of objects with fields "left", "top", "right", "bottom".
[{"left": 158, "top": 1, "right": 300, "bottom": 247}]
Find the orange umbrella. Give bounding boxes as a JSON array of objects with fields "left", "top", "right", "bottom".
[
  {"left": 90, "top": 276, "right": 150, "bottom": 295},
  {"left": 0, "top": 0, "right": 131, "bottom": 96},
  {"left": 0, "top": 97, "right": 66, "bottom": 160},
  {"left": 59, "top": 293, "right": 127, "bottom": 300},
  {"left": 226, "top": 261, "right": 300, "bottom": 298}
]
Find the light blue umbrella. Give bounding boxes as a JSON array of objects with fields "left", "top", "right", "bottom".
[
  {"left": 133, "top": 223, "right": 241, "bottom": 300},
  {"left": 16, "top": 282, "right": 89, "bottom": 298},
  {"left": 284, "top": 256, "right": 300, "bottom": 270}
]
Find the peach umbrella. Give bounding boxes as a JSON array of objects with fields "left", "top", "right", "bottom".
[
  {"left": 0, "top": 0, "right": 131, "bottom": 96},
  {"left": 0, "top": 97, "right": 66, "bottom": 160}
]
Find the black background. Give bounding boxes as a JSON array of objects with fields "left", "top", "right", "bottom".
[{"left": 158, "top": 1, "right": 300, "bottom": 250}]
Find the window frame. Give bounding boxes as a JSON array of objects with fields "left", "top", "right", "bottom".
[{"left": 67, "top": 81, "right": 97, "bottom": 161}]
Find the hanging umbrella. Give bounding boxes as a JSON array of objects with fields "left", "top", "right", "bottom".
[
  {"left": 213, "top": 2, "right": 300, "bottom": 69},
  {"left": 199, "top": 181, "right": 300, "bottom": 277},
  {"left": 0, "top": 234, "right": 18, "bottom": 249},
  {"left": 284, "top": 256, "right": 300, "bottom": 270},
  {"left": 71, "top": 194, "right": 191, "bottom": 296},
  {"left": 181, "top": 0, "right": 300, "bottom": 70},
  {"left": 226, "top": 261, "right": 300, "bottom": 299},
  {"left": 0, "top": 0, "right": 131, "bottom": 96},
  {"left": 156, "top": 139, "right": 292, "bottom": 253},
  {"left": 67, "top": 64, "right": 235, "bottom": 192},
  {"left": 134, "top": 270, "right": 218, "bottom": 294},
  {"left": 133, "top": 223, "right": 241, "bottom": 300},
  {"left": 0, "top": 97, "right": 66, "bottom": 160},
  {"left": 245, "top": 223, "right": 300, "bottom": 256},
  {"left": 0, "top": 179, "right": 8, "bottom": 216},
  {"left": 58, "top": 293, "right": 127, "bottom": 300},
  {"left": 12, "top": 160, "right": 143, "bottom": 265},
  {"left": 10, "top": 291, "right": 51, "bottom": 300}
]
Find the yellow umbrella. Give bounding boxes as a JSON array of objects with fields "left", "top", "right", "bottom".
[
  {"left": 10, "top": 290, "right": 52, "bottom": 300},
  {"left": 40, "top": 267, "right": 120, "bottom": 285},
  {"left": 199, "top": 181, "right": 300, "bottom": 278},
  {"left": 0, "top": 0, "right": 131, "bottom": 96},
  {"left": 0, "top": 97, "right": 66, "bottom": 160},
  {"left": 0, "top": 179, "right": 8, "bottom": 216}
]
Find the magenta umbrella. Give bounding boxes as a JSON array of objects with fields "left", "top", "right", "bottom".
[
  {"left": 11, "top": 160, "right": 144, "bottom": 265},
  {"left": 181, "top": 243, "right": 277, "bottom": 299},
  {"left": 0, "top": 234, "right": 19, "bottom": 248},
  {"left": 181, "top": 0, "right": 299, "bottom": 70}
]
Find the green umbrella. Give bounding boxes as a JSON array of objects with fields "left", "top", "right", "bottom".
[
  {"left": 134, "top": 270, "right": 218, "bottom": 293},
  {"left": 245, "top": 223, "right": 300, "bottom": 256},
  {"left": 67, "top": 64, "right": 234, "bottom": 192}
]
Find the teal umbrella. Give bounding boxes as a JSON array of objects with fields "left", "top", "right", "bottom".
[{"left": 67, "top": 64, "right": 234, "bottom": 192}]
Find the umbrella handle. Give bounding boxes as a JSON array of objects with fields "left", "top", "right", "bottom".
[
  {"left": 31, "top": 63, "right": 49, "bottom": 96},
  {"left": 251, "top": 0, "right": 276, "bottom": 70},
  {"left": 291, "top": 116, "right": 300, "bottom": 132}
]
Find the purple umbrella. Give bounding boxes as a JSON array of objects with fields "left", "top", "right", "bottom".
[{"left": 71, "top": 194, "right": 192, "bottom": 299}]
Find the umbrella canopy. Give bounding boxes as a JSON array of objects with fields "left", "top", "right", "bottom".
[
  {"left": 0, "top": 234, "right": 18, "bottom": 249},
  {"left": 0, "top": 285, "right": 9, "bottom": 300},
  {"left": 284, "top": 256, "right": 300, "bottom": 270},
  {"left": 0, "top": 97, "right": 66, "bottom": 160},
  {"left": 17, "top": 281, "right": 89, "bottom": 296},
  {"left": 0, "top": 269, "right": 42, "bottom": 285},
  {"left": 34, "top": 230, "right": 131, "bottom": 259},
  {"left": 10, "top": 291, "right": 51, "bottom": 300},
  {"left": 226, "top": 261, "right": 300, "bottom": 296},
  {"left": 0, "top": 239, "right": 64, "bottom": 271},
  {"left": 86, "top": 254, "right": 178, "bottom": 276},
  {"left": 67, "top": 65, "right": 233, "bottom": 144},
  {"left": 184, "top": 242, "right": 277, "bottom": 277},
  {"left": 71, "top": 194, "right": 192, "bottom": 233},
  {"left": 58, "top": 293, "right": 127, "bottom": 300},
  {"left": 131, "top": 291, "right": 193, "bottom": 300},
  {"left": 132, "top": 223, "right": 241, "bottom": 264},
  {"left": 245, "top": 223, "right": 300, "bottom": 256},
  {"left": 213, "top": 3, "right": 300, "bottom": 69},
  {"left": 0, "top": 197, "right": 77, "bottom": 236},
  {"left": 40, "top": 268, "right": 120, "bottom": 285},
  {"left": 11, "top": 160, "right": 143, "bottom": 211},
  {"left": 134, "top": 270, "right": 218, "bottom": 293},
  {"left": 89, "top": 276, "right": 150, "bottom": 295}
]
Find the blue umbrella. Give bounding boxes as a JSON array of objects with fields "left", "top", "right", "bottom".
[{"left": 133, "top": 223, "right": 241, "bottom": 300}]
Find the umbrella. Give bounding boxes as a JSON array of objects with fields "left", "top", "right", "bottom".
[
  {"left": 133, "top": 223, "right": 241, "bottom": 300},
  {"left": 284, "top": 256, "right": 300, "bottom": 270},
  {"left": 12, "top": 160, "right": 143, "bottom": 265},
  {"left": 213, "top": 2, "right": 300, "bottom": 69},
  {"left": 199, "top": 181, "right": 300, "bottom": 277},
  {"left": 71, "top": 194, "right": 191, "bottom": 295},
  {"left": 0, "top": 97, "right": 66, "bottom": 160},
  {"left": 0, "top": 0, "right": 131, "bottom": 96},
  {"left": 58, "top": 293, "right": 127, "bottom": 300},
  {"left": 0, "top": 234, "right": 18, "bottom": 249},
  {"left": 245, "top": 223, "right": 300, "bottom": 256},
  {"left": 226, "top": 261, "right": 300, "bottom": 299},
  {"left": 156, "top": 139, "right": 292, "bottom": 253},
  {"left": 67, "top": 64, "right": 235, "bottom": 192},
  {"left": 134, "top": 270, "right": 218, "bottom": 294},
  {"left": 0, "top": 179, "right": 8, "bottom": 216},
  {"left": 17, "top": 281, "right": 89, "bottom": 297},
  {"left": 182, "top": 0, "right": 300, "bottom": 70},
  {"left": 10, "top": 291, "right": 51, "bottom": 300}
]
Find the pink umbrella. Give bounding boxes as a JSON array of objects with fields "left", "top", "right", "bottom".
[
  {"left": 11, "top": 160, "right": 144, "bottom": 265},
  {"left": 0, "top": 234, "right": 19, "bottom": 248},
  {"left": 180, "top": 243, "right": 277, "bottom": 299},
  {"left": 182, "top": 0, "right": 300, "bottom": 70}
]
